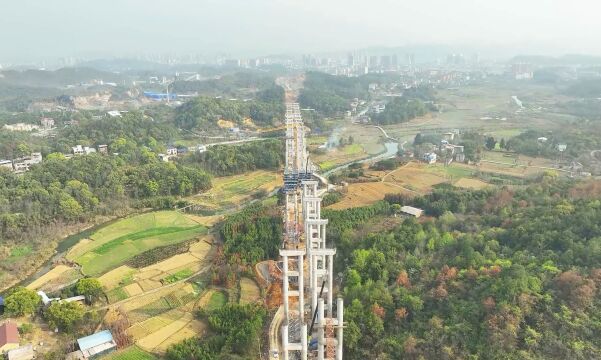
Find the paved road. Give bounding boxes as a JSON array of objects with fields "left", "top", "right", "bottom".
[{"left": 268, "top": 305, "right": 285, "bottom": 358}]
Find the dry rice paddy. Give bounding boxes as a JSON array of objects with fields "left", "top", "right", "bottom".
[
  {"left": 26, "top": 265, "right": 76, "bottom": 290},
  {"left": 454, "top": 178, "right": 490, "bottom": 189},
  {"left": 240, "top": 277, "right": 261, "bottom": 304}
]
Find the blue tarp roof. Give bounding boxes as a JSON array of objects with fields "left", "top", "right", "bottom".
[
  {"left": 0, "top": 296, "right": 4, "bottom": 306},
  {"left": 77, "top": 330, "right": 114, "bottom": 351}
]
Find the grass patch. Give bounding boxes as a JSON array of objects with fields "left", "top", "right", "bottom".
[
  {"left": 207, "top": 291, "right": 227, "bottom": 311},
  {"left": 308, "top": 136, "right": 328, "bottom": 145},
  {"left": 342, "top": 143, "right": 363, "bottom": 155},
  {"left": 261, "top": 196, "right": 278, "bottom": 207},
  {"left": 93, "top": 226, "right": 203, "bottom": 255},
  {"left": 107, "top": 287, "right": 129, "bottom": 303},
  {"left": 6, "top": 246, "right": 33, "bottom": 263},
  {"left": 72, "top": 211, "right": 207, "bottom": 276},
  {"left": 319, "top": 160, "right": 337, "bottom": 171},
  {"left": 164, "top": 269, "right": 194, "bottom": 284}
]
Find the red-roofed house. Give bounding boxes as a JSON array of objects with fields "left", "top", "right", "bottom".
[{"left": 0, "top": 322, "right": 20, "bottom": 353}]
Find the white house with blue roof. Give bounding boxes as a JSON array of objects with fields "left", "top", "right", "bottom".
[{"left": 76, "top": 330, "right": 117, "bottom": 359}]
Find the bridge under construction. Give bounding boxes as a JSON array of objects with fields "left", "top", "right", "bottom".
[{"left": 272, "top": 102, "right": 344, "bottom": 359}]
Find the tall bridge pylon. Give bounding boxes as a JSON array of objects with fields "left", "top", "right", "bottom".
[{"left": 277, "top": 103, "right": 343, "bottom": 360}]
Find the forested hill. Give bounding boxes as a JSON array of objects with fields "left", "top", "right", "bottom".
[
  {"left": 175, "top": 87, "right": 285, "bottom": 129},
  {"left": 326, "top": 178, "right": 601, "bottom": 359}
]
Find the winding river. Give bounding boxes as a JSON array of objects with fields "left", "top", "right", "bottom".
[{"left": 322, "top": 141, "right": 399, "bottom": 177}]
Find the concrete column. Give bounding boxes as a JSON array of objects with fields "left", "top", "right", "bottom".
[
  {"left": 317, "top": 200, "right": 321, "bottom": 219},
  {"left": 283, "top": 255, "right": 289, "bottom": 317},
  {"left": 312, "top": 255, "right": 318, "bottom": 316},
  {"left": 282, "top": 324, "right": 289, "bottom": 360},
  {"left": 298, "top": 254, "right": 304, "bottom": 318},
  {"left": 328, "top": 254, "right": 334, "bottom": 318},
  {"left": 318, "top": 298, "right": 325, "bottom": 360},
  {"left": 301, "top": 324, "right": 308, "bottom": 360},
  {"left": 321, "top": 223, "right": 327, "bottom": 249},
  {"left": 336, "top": 298, "right": 344, "bottom": 360}
]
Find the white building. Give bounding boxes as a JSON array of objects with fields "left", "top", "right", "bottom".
[
  {"left": 423, "top": 152, "right": 437, "bottom": 164},
  {"left": 83, "top": 147, "right": 96, "bottom": 155},
  {"left": 166, "top": 146, "right": 178, "bottom": 156},
  {"left": 72, "top": 145, "right": 85, "bottom": 156},
  {"left": 401, "top": 206, "right": 424, "bottom": 218},
  {"left": 106, "top": 110, "right": 122, "bottom": 118}
]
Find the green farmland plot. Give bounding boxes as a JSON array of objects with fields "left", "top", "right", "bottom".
[
  {"left": 105, "top": 346, "right": 156, "bottom": 360},
  {"left": 70, "top": 211, "right": 207, "bottom": 276}
]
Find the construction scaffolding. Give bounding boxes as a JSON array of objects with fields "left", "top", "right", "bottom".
[{"left": 277, "top": 103, "right": 343, "bottom": 360}]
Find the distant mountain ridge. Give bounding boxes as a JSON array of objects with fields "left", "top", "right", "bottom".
[{"left": 0, "top": 67, "right": 129, "bottom": 88}]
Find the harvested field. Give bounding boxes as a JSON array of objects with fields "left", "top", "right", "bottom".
[
  {"left": 189, "top": 236, "right": 213, "bottom": 257},
  {"left": 26, "top": 265, "right": 76, "bottom": 290},
  {"left": 383, "top": 162, "right": 450, "bottom": 193},
  {"left": 124, "top": 283, "right": 144, "bottom": 297},
  {"left": 454, "top": 178, "right": 490, "bottom": 189},
  {"left": 138, "top": 279, "right": 162, "bottom": 292},
  {"left": 65, "top": 238, "right": 92, "bottom": 260},
  {"left": 240, "top": 277, "right": 261, "bottom": 304},
  {"left": 313, "top": 145, "right": 369, "bottom": 172},
  {"left": 154, "top": 319, "right": 207, "bottom": 353},
  {"left": 98, "top": 266, "right": 135, "bottom": 290},
  {"left": 140, "top": 253, "right": 200, "bottom": 274},
  {"left": 327, "top": 182, "right": 412, "bottom": 210},
  {"left": 184, "top": 214, "right": 223, "bottom": 227},
  {"left": 120, "top": 283, "right": 190, "bottom": 312},
  {"left": 137, "top": 269, "right": 163, "bottom": 281},
  {"left": 70, "top": 211, "right": 207, "bottom": 276},
  {"left": 137, "top": 313, "right": 193, "bottom": 352},
  {"left": 190, "top": 170, "right": 281, "bottom": 211}
]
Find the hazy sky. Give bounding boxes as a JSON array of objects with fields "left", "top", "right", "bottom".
[{"left": 1, "top": 0, "right": 600, "bottom": 63}]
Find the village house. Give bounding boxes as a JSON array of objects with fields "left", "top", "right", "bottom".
[
  {"left": 75, "top": 330, "right": 117, "bottom": 359},
  {"left": 7, "top": 344, "right": 35, "bottom": 360},
  {"left": 166, "top": 146, "right": 178, "bottom": 156},
  {"left": 72, "top": 145, "right": 85, "bottom": 156},
  {"left": 0, "top": 322, "right": 20, "bottom": 354},
  {"left": 401, "top": 206, "right": 424, "bottom": 218}
]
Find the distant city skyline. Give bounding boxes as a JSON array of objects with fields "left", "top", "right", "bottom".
[{"left": 1, "top": 0, "right": 601, "bottom": 64}]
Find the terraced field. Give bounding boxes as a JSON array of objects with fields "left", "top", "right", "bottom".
[{"left": 68, "top": 211, "right": 207, "bottom": 276}]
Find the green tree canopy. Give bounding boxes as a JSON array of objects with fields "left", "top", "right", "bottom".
[{"left": 4, "top": 287, "right": 40, "bottom": 316}]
